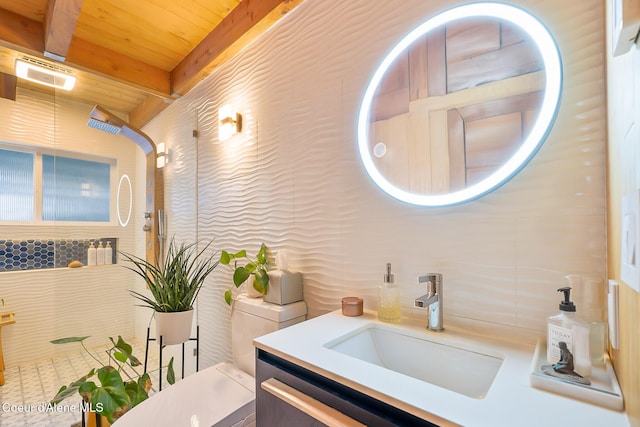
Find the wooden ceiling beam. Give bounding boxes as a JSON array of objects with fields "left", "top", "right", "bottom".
[
  {"left": 0, "top": 72, "right": 17, "bottom": 101},
  {"left": 1, "top": 1, "right": 305, "bottom": 128},
  {"left": 171, "top": 0, "right": 305, "bottom": 96},
  {"left": 0, "top": 6, "right": 172, "bottom": 99},
  {"left": 129, "top": 94, "right": 170, "bottom": 129},
  {"left": 130, "top": 0, "right": 305, "bottom": 128},
  {"left": 0, "top": 7, "right": 43, "bottom": 54},
  {"left": 44, "top": 0, "right": 84, "bottom": 61},
  {"left": 65, "top": 37, "right": 171, "bottom": 98}
]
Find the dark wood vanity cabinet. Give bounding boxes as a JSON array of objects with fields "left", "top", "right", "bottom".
[{"left": 255, "top": 349, "right": 438, "bottom": 427}]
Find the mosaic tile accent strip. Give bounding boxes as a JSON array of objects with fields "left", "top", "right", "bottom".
[{"left": 0, "top": 238, "right": 117, "bottom": 272}]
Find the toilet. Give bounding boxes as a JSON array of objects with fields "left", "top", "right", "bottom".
[{"left": 114, "top": 294, "right": 307, "bottom": 427}]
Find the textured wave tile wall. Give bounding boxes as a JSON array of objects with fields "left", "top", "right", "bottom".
[{"left": 144, "top": 0, "right": 607, "bottom": 368}]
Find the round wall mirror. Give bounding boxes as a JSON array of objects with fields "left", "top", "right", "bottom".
[
  {"left": 117, "top": 174, "right": 132, "bottom": 227},
  {"left": 357, "top": 3, "right": 562, "bottom": 206}
]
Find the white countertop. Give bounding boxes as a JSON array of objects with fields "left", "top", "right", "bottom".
[{"left": 253, "top": 310, "right": 629, "bottom": 427}]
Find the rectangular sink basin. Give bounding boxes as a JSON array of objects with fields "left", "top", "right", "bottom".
[{"left": 325, "top": 324, "right": 503, "bottom": 399}]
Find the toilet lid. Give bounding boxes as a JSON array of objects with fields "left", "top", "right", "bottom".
[
  {"left": 114, "top": 363, "right": 255, "bottom": 427},
  {"left": 234, "top": 294, "right": 307, "bottom": 322}
]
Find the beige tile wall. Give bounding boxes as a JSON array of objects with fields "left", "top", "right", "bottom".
[{"left": 144, "top": 0, "right": 608, "bottom": 373}]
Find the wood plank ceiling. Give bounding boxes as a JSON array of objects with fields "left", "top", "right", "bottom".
[{"left": 0, "top": 0, "right": 304, "bottom": 128}]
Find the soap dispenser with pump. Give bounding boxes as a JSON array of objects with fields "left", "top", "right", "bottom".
[
  {"left": 96, "top": 241, "right": 105, "bottom": 265},
  {"left": 547, "top": 284, "right": 591, "bottom": 377},
  {"left": 87, "top": 241, "right": 97, "bottom": 266},
  {"left": 104, "top": 241, "right": 113, "bottom": 265},
  {"left": 378, "top": 263, "right": 401, "bottom": 322}
]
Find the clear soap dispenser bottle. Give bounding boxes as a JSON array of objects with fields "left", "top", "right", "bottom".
[
  {"left": 378, "top": 263, "right": 401, "bottom": 322},
  {"left": 547, "top": 284, "right": 591, "bottom": 377},
  {"left": 571, "top": 274, "right": 606, "bottom": 367}
]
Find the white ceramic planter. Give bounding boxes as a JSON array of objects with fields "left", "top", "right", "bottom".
[
  {"left": 155, "top": 309, "right": 194, "bottom": 345},
  {"left": 245, "top": 277, "right": 263, "bottom": 298}
]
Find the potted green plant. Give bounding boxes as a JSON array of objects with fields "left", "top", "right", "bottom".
[
  {"left": 121, "top": 238, "right": 218, "bottom": 345},
  {"left": 50, "top": 335, "right": 175, "bottom": 425},
  {"left": 220, "top": 243, "right": 270, "bottom": 305}
]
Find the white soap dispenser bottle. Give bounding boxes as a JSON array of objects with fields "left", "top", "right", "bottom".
[
  {"left": 87, "top": 241, "right": 97, "bottom": 266},
  {"left": 378, "top": 263, "right": 401, "bottom": 322},
  {"left": 104, "top": 241, "right": 113, "bottom": 265},
  {"left": 547, "top": 284, "right": 591, "bottom": 377},
  {"left": 96, "top": 241, "right": 105, "bottom": 265}
]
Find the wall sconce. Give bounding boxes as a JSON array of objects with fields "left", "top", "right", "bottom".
[
  {"left": 156, "top": 142, "right": 168, "bottom": 168},
  {"left": 219, "top": 104, "right": 242, "bottom": 141},
  {"left": 15, "top": 57, "right": 76, "bottom": 91}
]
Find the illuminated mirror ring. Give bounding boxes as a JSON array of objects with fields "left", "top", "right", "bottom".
[
  {"left": 117, "top": 174, "right": 132, "bottom": 227},
  {"left": 357, "top": 2, "right": 563, "bottom": 206}
]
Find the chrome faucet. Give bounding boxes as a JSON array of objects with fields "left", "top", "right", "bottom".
[{"left": 414, "top": 273, "right": 444, "bottom": 331}]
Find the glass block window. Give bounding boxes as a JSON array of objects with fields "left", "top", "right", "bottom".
[
  {"left": 42, "top": 155, "right": 110, "bottom": 222},
  {"left": 0, "top": 148, "right": 34, "bottom": 220}
]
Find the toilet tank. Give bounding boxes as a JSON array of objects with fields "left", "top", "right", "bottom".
[{"left": 231, "top": 294, "right": 307, "bottom": 377}]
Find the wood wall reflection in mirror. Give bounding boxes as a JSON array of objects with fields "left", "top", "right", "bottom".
[{"left": 369, "top": 18, "right": 545, "bottom": 195}]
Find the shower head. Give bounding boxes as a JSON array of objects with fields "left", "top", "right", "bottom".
[
  {"left": 87, "top": 105, "right": 154, "bottom": 155},
  {"left": 86, "top": 105, "right": 164, "bottom": 267},
  {"left": 87, "top": 117, "right": 122, "bottom": 135}
]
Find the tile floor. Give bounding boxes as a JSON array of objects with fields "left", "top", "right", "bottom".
[{"left": 0, "top": 338, "right": 163, "bottom": 427}]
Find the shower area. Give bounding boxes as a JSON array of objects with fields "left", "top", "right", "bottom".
[{"left": 0, "top": 87, "right": 157, "bottom": 426}]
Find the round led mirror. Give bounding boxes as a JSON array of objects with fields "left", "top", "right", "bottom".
[
  {"left": 357, "top": 3, "right": 562, "bottom": 206},
  {"left": 117, "top": 174, "right": 132, "bottom": 227}
]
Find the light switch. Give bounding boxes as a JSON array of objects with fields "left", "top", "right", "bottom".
[{"left": 620, "top": 191, "right": 640, "bottom": 292}]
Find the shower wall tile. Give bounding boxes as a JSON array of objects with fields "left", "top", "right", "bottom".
[
  {"left": 0, "top": 238, "right": 117, "bottom": 271},
  {"left": 0, "top": 240, "right": 54, "bottom": 270}
]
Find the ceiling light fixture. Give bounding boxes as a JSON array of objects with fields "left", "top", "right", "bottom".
[{"left": 15, "top": 57, "right": 76, "bottom": 91}]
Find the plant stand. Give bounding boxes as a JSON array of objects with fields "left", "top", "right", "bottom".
[{"left": 143, "top": 325, "right": 199, "bottom": 391}]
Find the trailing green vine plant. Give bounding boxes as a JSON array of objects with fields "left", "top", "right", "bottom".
[
  {"left": 50, "top": 335, "right": 175, "bottom": 424},
  {"left": 220, "top": 243, "right": 270, "bottom": 305}
]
